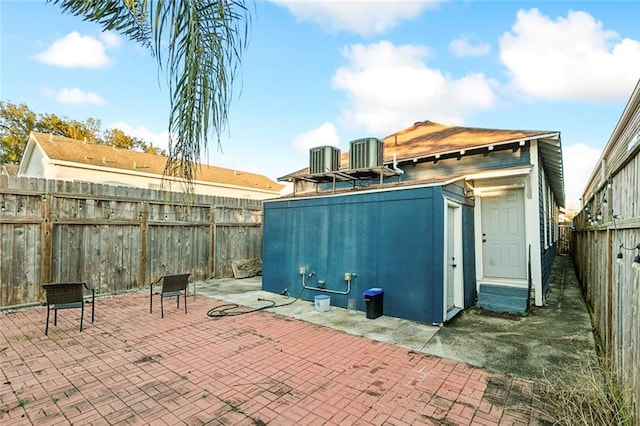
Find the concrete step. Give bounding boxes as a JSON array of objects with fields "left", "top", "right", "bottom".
[
  {"left": 478, "top": 284, "right": 528, "bottom": 298},
  {"left": 476, "top": 285, "right": 529, "bottom": 314}
]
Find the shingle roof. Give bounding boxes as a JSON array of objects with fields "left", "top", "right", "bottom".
[
  {"left": 29, "top": 131, "right": 283, "bottom": 192},
  {"left": 384, "top": 122, "right": 565, "bottom": 207},
  {"left": 381, "top": 120, "right": 559, "bottom": 162},
  {"left": 279, "top": 120, "right": 564, "bottom": 206},
  {"left": 2, "top": 163, "right": 18, "bottom": 176}
]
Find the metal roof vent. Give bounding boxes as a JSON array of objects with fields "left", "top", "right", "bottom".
[
  {"left": 349, "top": 137, "right": 383, "bottom": 169},
  {"left": 309, "top": 146, "right": 341, "bottom": 174}
]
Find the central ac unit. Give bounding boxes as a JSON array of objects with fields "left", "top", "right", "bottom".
[
  {"left": 309, "top": 146, "right": 341, "bottom": 174},
  {"left": 349, "top": 137, "right": 383, "bottom": 169}
]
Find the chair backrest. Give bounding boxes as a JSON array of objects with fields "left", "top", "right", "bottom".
[
  {"left": 42, "top": 282, "right": 85, "bottom": 305},
  {"left": 161, "top": 274, "right": 190, "bottom": 293}
]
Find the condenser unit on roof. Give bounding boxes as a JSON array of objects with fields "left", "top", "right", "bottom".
[
  {"left": 309, "top": 146, "right": 341, "bottom": 174},
  {"left": 349, "top": 137, "right": 383, "bottom": 169}
]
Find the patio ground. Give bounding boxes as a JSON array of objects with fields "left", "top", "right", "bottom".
[{"left": 0, "top": 255, "right": 594, "bottom": 425}]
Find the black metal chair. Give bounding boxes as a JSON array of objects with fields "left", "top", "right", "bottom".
[
  {"left": 149, "top": 274, "right": 191, "bottom": 318},
  {"left": 42, "top": 282, "right": 95, "bottom": 335}
]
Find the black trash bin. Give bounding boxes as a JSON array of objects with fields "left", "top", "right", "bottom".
[{"left": 363, "top": 288, "right": 383, "bottom": 319}]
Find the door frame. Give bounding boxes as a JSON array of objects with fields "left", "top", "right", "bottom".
[
  {"left": 443, "top": 199, "right": 464, "bottom": 321},
  {"left": 469, "top": 159, "right": 544, "bottom": 306},
  {"left": 474, "top": 184, "right": 527, "bottom": 286},
  {"left": 479, "top": 187, "right": 527, "bottom": 280}
]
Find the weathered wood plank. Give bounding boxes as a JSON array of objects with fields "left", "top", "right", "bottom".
[
  {"left": 232, "top": 258, "right": 262, "bottom": 278},
  {"left": 0, "top": 176, "right": 263, "bottom": 307}
]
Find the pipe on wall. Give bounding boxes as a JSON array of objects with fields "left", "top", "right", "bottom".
[{"left": 300, "top": 271, "right": 356, "bottom": 295}]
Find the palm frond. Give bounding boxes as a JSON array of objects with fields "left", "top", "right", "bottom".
[
  {"left": 48, "top": 0, "right": 251, "bottom": 191},
  {"left": 155, "top": 0, "right": 250, "bottom": 187},
  {"left": 47, "top": 0, "right": 152, "bottom": 48}
]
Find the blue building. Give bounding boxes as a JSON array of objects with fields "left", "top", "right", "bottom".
[{"left": 263, "top": 121, "right": 564, "bottom": 324}]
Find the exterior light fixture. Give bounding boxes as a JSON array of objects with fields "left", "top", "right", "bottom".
[
  {"left": 616, "top": 251, "right": 624, "bottom": 265},
  {"left": 633, "top": 245, "right": 640, "bottom": 270}
]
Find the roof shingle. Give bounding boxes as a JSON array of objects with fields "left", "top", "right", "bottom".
[{"left": 30, "top": 131, "right": 283, "bottom": 192}]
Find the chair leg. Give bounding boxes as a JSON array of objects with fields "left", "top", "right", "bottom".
[
  {"left": 149, "top": 285, "right": 153, "bottom": 313},
  {"left": 54, "top": 308, "right": 58, "bottom": 326},
  {"left": 91, "top": 299, "right": 95, "bottom": 323},
  {"left": 184, "top": 292, "right": 187, "bottom": 314},
  {"left": 45, "top": 306, "right": 50, "bottom": 335},
  {"left": 161, "top": 295, "right": 164, "bottom": 318},
  {"left": 80, "top": 302, "right": 84, "bottom": 332}
]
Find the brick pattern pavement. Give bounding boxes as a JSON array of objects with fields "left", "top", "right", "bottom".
[{"left": 1, "top": 292, "right": 545, "bottom": 425}]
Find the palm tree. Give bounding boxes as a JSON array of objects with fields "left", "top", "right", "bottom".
[{"left": 48, "top": 0, "right": 250, "bottom": 189}]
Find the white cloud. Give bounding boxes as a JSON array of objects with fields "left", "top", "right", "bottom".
[
  {"left": 35, "top": 31, "right": 112, "bottom": 69},
  {"left": 562, "top": 143, "right": 602, "bottom": 210},
  {"left": 100, "top": 31, "right": 122, "bottom": 49},
  {"left": 269, "top": 0, "right": 441, "bottom": 36},
  {"left": 331, "top": 41, "right": 498, "bottom": 134},
  {"left": 499, "top": 8, "right": 640, "bottom": 102},
  {"left": 41, "top": 87, "right": 106, "bottom": 105},
  {"left": 292, "top": 122, "right": 340, "bottom": 153},
  {"left": 110, "top": 121, "right": 170, "bottom": 152},
  {"left": 449, "top": 35, "right": 490, "bottom": 57}
]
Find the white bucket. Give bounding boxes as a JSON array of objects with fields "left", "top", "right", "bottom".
[{"left": 314, "top": 295, "right": 330, "bottom": 312}]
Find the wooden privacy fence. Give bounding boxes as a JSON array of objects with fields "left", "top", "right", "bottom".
[
  {"left": 0, "top": 176, "right": 263, "bottom": 308},
  {"left": 571, "top": 81, "right": 640, "bottom": 421}
]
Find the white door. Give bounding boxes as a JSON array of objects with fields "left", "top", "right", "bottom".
[
  {"left": 481, "top": 188, "right": 526, "bottom": 279},
  {"left": 446, "top": 205, "right": 456, "bottom": 310},
  {"left": 445, "top": 202, "right": 463, "bottom": 319}
]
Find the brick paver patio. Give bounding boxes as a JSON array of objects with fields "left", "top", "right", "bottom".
[{"left": 1, "top": 292, "right": 545, "bottom": 425}]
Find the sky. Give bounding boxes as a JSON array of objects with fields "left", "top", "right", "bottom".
[{"left": 1, "top": 1, "right": 639, "bottom": 210}]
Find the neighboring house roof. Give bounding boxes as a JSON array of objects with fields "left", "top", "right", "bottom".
[
  {"left": 1, "top": 163, "right": 18, "bottom": 176},
  {"left": 280, "top": 120, "right": 564, "bottom": 205},
  {"left": 19, "top": 131, "right": 284, "bottom": 194}
]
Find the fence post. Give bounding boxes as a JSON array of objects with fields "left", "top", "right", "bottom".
[
  {"left": 606, "top": 228, "right": 613, "bottom": 357},
  {"left": 140, "top": 201, "right": 148, "bottom": 287},
  {"left": 40, "top": 195, "right": 52, "bottom": 287},
  {"left": 210, "top": 205, "right": 216, "bottom": 277}
]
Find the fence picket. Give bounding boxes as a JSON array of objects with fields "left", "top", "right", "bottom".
[{"left": 0, "top": 176, "right": 263, "bottom": 307}]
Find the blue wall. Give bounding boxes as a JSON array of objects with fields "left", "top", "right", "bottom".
[
  {"left": 263, "top": 186, "right": 451, "bottom": 324},
  {"left": 541, "top": 243, "right": 557, "bottom": 296}
]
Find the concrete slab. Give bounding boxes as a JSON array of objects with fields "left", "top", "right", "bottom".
[
  {"left": 423, "top": 256, "right": 597, "bottom": 383},
  {"left": 197, "top": 255, "right": 598, "bottom": 384},
  {"left": 196, "top": 277, "right": 440, "bottom": 354}
]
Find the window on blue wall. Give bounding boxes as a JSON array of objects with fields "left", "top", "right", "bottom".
[
  {"left": 552, "top": 195, "right": 555, "bottom": 243},
  {"left": 548, "top": 186, "right": 553, "bottom": 245},
  {"left": 541, "top": 166, "right": 548, "bottom": 248}
]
